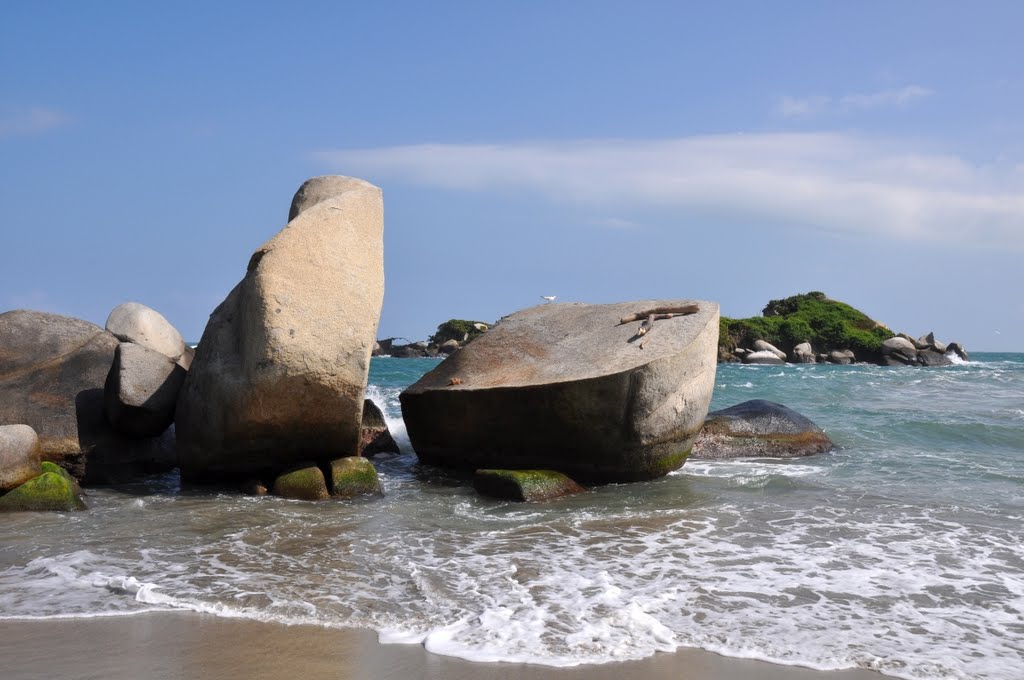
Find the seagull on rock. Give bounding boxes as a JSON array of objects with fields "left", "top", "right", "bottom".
[{"left": 541, "top": 295, "right": 557, "bottom": 303}]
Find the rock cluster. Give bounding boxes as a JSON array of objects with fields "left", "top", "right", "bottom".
[
  {"left": 882, "top": 333, "right": 969, "bottom": 367},
  {"left": 728, "top": 331, "right": 967, "bottom": 367}
]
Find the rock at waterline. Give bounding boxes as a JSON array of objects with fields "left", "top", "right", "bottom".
[
  {"left": 400, "top": 299, "right": 719, "bottom": 483},
  {"left": 0, "top": 310, "right": 174, "bottom": 482},
  {"left": 742, "top": 350, "right": 785, "bottom": 365},
  {"left": 0, "top": 470, "right": 87, "bottom": 512},
  {"left": 791, "top": 342, "right": 816, "bottom": 364},
  {"left": 360, "top": 399, "right": 399, "bottom": 456},
  {"left": 105, "top": 302, "right": 188, "bottom": 367},
  {"left": 328, "top": 456, "right": 381, "bottom": 499},
  {"left": 474, "top": 469, "right": 585, "bottom": 502},
  {"left": 271, "top": 463, "right": 330, "bottom": 501},
  {"left": 753, "top": 339, "right": 787, "bottom": 361},
  {"left": 104, "top": 343, "right": 187, "bottom": 438},
  {"left": 692, "top": 399, "right": 834, "bottom": 459},
  {"left": 176, "top": 176, "right": 384, "bottom": 481}
]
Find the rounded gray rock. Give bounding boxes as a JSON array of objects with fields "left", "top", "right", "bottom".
[
  {"left": 105, "top": 302, "right": 186, "bottom": 363},
  {"left": 0, "top": 424, "right": 43, "bottom": 491},
  {"left": 104, "top": 343, "right": 187, "bottom": 438}
]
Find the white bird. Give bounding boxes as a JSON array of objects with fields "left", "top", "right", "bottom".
[{"left": 541, "top": 295, "right": 556, "bottom": 303}]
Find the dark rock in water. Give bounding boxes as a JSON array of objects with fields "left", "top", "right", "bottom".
[
  {"left": 360, "top": 399, "right": 399, "bottom": 456},
  {"left": 239, "top": 478, "right": 269, "bottom": 496},
  {"left": 828, "top": 350, "right": 856, "bottom": 365},
  {"left": 692, "top": 399, "right": 834, "bottom": 459},
  {"left": 400, "top": 299, "right": 719, "bottom": 483},
  {"left": 104, "top": 343, "right": 187, "bottom": 438},
  {"left": 917, "top": 349, "right": 952, "bottom": 367},
  {"left": 0, "top": 425, "right": 42, "bottom": 492},
  {"left": 947, "top": 342, "right": 969, "bottom": 361},
  {"left": 176, "top": 176, "right": 384, "bottom": 482},
  {"left": 0, "top": 470, "right": 87, "bottom": 512},
  {"left": 328, "top": 456, "right": 381, "bottom": 498},
  {"left": 0, "top": 310, "right": 173, "bottom": 483},
  {"left": 474, "top": 469, "right": 585, "bottom": 502},
  {"left": 271, "top": 463, "right": 329, "bottom": 501}
]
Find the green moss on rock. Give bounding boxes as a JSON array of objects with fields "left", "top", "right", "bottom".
[
  {"left": 0, "top": 471, "right": 87, "bottom": 512},
  {"left": 271, "top": 463, "right": 329, "bottom": 501},
  {"left": 474, "top": 469, "right": 585, "bottom": 502},
  {"left": 328, "top": 457, "right": 381, "bottom": 499}
]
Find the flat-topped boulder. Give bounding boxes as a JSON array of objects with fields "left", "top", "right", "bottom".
[
  {"left": 400, "top": 299, "right": 719, "bottom": 482},
  {"left": 176, "top": 176, "right": 385, "bottom": 481}
]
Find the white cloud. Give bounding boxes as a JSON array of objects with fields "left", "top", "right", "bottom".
[
  {"left": 313, "top": 133, "right": 1024, "bottom": 249},
  {"left": 589, "top": 216, "right": 641, "bottom": 230},
  {"left": 0, "top": 107, "right": 69, "bottom": 138},
  {"left": 776, "top": 85, "right": 933, "bottom": 118}
]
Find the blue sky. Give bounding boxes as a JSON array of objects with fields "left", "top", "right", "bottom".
[{"left": 2, "top": 2, "right": 1022, "bottom": 351}]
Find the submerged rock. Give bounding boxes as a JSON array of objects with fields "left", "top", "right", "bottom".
[
  {"left": 0, "top": 425, "right": 42, "bottom": 492},
  {"left": 0, "top": 470, "right": 87, "bottom": 512},
  {"left": 328, "top": 456, "right": 381, "bottom": 499},
  {"left": 271, "top": 463, "right": 329, "bottom": 501},
  {"left": 176, "top": 176, "right": 385, "bottom": 481},
  {"left": 474, "top": 469, "right": 585, "bottom": 502},
  {"left": 692, "top": 399, "right": 834, "bottom": 459},
  {"left": 400, "top": 299, "right": 719, "bottom": 483}
]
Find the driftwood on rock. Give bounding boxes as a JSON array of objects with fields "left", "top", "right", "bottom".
[{"left": 617, "top": 304, "right": 700, "bottom": 326}]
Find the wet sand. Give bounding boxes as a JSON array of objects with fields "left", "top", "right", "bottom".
[{"left": 0, "top": 612, "right": 885, "bottom": 680}]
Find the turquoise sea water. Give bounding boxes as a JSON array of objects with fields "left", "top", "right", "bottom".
[{"left": 1, "top": 354, "right": 1022, "bottom": 679}]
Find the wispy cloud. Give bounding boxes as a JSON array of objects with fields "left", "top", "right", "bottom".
[
  {"left": 589, "top": 216, "right": 641, "bottom": 231},
  {"left": 0, "top": 107, "right": 69, "bottom": 138},
  {"left": 313, "top": 133, "right": 1024, "bottom": 249},
  {"left": 775, "top": 85, "right": 933, "bottom": 118}
]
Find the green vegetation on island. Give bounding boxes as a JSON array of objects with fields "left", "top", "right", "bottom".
[
  {"left": 428, "top": 319, "right": 490, "bottom": 346},
  {"left": 719, "top": 292, "right": 894, "bottom": 361}
]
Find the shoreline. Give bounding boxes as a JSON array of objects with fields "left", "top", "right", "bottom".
[{"left": 0, "top": 611, "right": 886, "bottom": 680}]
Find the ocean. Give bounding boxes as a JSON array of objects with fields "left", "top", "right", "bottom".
[{"left": 1, "top": 354, "right": 1022, "bottom": 679}]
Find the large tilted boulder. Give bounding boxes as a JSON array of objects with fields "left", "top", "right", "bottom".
[
  {"left": 0, "top": 425, "right": 42, "bottom": 491},
  {"left": 105, "top": 302, "right": 188, "bottom": 367},
  {"left": 0, "top": 311, "right": 173, "bottom": 482},
  {"left": 400, "top": 299, "right": 719, "bottom": 483},
  {"left": 176, "top": 176, "right": 385, "bottom": 481},
  {"left": 692, "top": 399, "right": 834, "bottom": 459},
  {"left": 104, "top": 343, "right": 187, "bottom": 437}
]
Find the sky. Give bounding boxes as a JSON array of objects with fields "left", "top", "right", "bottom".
[{"left": 2, "top": 2, "right": 1022, "bottom": 351}]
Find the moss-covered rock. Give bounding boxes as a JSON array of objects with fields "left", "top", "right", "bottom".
[
  {"left": 328, "top": 456, "right": 381, "bottom": 499},
  {"left": 271, "top": 463, "right": 329, "bottom": 501},
  {"left": 0, "top": 471, "right": 87, "bottom": 512},
  {"left": 719, "top": 292, "right": 893, "bottom": 362},
  {"left": 473, "top": 469, "right": 585, "bottom": 502}
]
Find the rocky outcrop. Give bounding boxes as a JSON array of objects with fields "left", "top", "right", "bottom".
[
  {"left": 883, "top": 332, "right": 964, "bottom": 367},
  {"left": 106, "top": 302, "right": 188, "bottom": 367},
  {"left": 360, "top": 399, "right": 399, "bottom": 456},
  {"left": 176, "top": 176, "right": 385, "bottom": 481},
  {"left": 104, "top": 343, "right": 186, "bottom": 437},
  {"left": 0, "top": 425, "right": 42, "bottom": 492},
  {"left": 474, "top": 469, "right": 585, "bottom": 502},
  {"left": 692, "top": 399, "right": 834, "bottom": 459},
  {"left": 0, "top": 310, "right": 172, "bottom": 482},
  {"left": 401, "top": 299, "right": 719, "bottom": 483}
]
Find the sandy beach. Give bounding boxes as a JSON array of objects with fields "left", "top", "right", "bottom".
[{"left": 0, "top": 612, "right": 885, "bottom": 680}]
